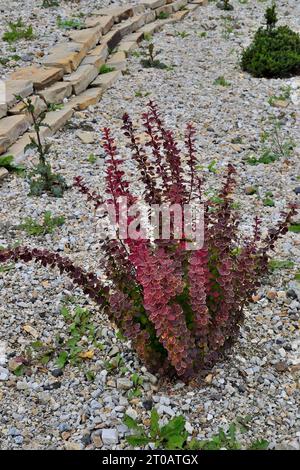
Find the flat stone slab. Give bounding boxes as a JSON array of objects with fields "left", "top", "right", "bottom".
[
  {"left": 113, "top": 14, "right": 146, "bottom": 39},
  {"left": 85, "top": 15, "right": 114, "bottom": 35},
  {"left": 9, "top": 66, "right": 63, "bottom": 91},
  {"left": 156, "top": 4, "right": 173, "bottom": 17},
  {"left": 90, "top": 70, "right": 122, "bottom": 91},
  {"left": 41, "top": 107, "right": 74, "bottom": 137},
  {"left": 64, "top": 64, "right": 99, "bottom": 95},
  {"left": 68, "top": 27, "right": 101, "bottom": 51},
  {"left": 172, "top": 0, "right": 188, "bottom": 12},
  {"left": 118, "top": 40, "right": 139, "bottom": 56},
  {"left": 107, "top": 51, "right": 127, "bottom": 71},
  {"left": 8, "top": 95, "right": 47, "bottom": 121},
  {"left": 92, "top": 6, "right": 135, "bottom": 23},
  {"left": 0, "top": 104, "right": 7, "bottom": 119},
  {"left": 66, "top": 88, "right": 103, "bottom": 111},
  {"left": 42, "top": 42, "right": 87, "bottom": 73},
  {"left": 141, "top": 0, "right": 166, "bottom": 9},
  {"left": 1, "top": 132, "right": 34, "bottom": 164},
  {"left": 38, "top": 81, "right": 72, "bottom": 104},
  {"left": 101, "top": 29, "right": 122, "bottom": 50},
  {"left": 83, "top": 43, "right": 108, "bottom": 68},
  {"left": 5, "top": 80, "right": 34, "bottom": 108},
  {"left": 0, "top": 115, "right": 30, "bottom": 154}
]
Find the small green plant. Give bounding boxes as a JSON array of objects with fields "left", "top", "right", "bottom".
[
  {"left": 18, "top": 211, "right": 65, "bottom": 236},
  {"left": 0, "top": 54, "right": 21, "bottom": 65},
  {"left": 143, "top": 33, "right": 153, "bottom": 42},
  {"left": 241, "top": 4, "right": 300, "bottom": 78},
  {"left": 128, "top": 373, "right": 143, "bottom": 399},
  {"left": 56, "top": 16, "right": 84, "bottom": 30},
  {"left": 0, "top": 155, "right": 24, "bottom": 174},
  {"left": 131, "top": 50, "right": 141, "bottom": 58},
  {"left": 47, "top": 103, "right": 64, "bottom": 111},
  {"left": 217, "top": 0, "right": 234, "bottom": 11},
  {"left": 141, "top": 43, "right": 167, "bottom": 69},
  {"left": 42, "top": 0, "right": 59, "bottom": 6},
  {"left": 56, "top": 306, "right": 103, "bottom": 368},
  {"left": 135, "top": 89, "right": 151, "bottom": 98},
  {"left": 246, "top": 115, "right": 295, "bottom": 166},
  {"left": 268, "top": 85, "right": 291, "bottom": 106},
  {"left": 176, "top": 31, "right": 189, "bottom": 39},
  {"left": 2, "top": 19, "right": 34, "bottom": 43},
  {"left": 289, "top": 223, "right": 300, "bottom": 233},
  {"left": 125, "top": 412, "right": 269, "bottom": 450},
  {"left": 157, "top": 12, "right": 170, "bottom": 20},
  {"left": 221, "top": 17, "right": 235, "bottom": 39},
  {"left": 213, "top": 76, "right": 231, "bottom": 87},
  {"left": 99, "top": 64, "right": 115, "bottom": 74},
  {"left": 268, "top": 259, "right": 295, "bottom": 271},
  {"left": 87, "top": 154, "right": 97, "bottom": 164},
  {"left": 207, "top": 160, "right": 218, "bottom": 173},
  {"left": 198, "top": 31, "right": 207, "bottom": 38},
  {"left": 125, "top": 409, "right": 188, "bottom": 449},
  {"left": 18, "top": 96, "right": 68, "bottom": 197},
  {"left": 263, "top": 197, "right": 275, "bottom": 207}
]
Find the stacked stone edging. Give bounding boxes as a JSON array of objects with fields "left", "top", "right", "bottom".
[{"left": 0, "top": 0, "right": 208, "bottom": 180}]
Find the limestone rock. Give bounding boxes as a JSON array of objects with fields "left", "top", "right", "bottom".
[
  {"left": 38, "top": 82, "right": 72, "bottom": 104},
  {"left": 41, "top": 107, "right": 74, "bottom": 136},
  {"left": 64, "top": 64, "right": 99, "bottom": 95},
  {"left": 42, "top": 42, "right": 87, "bottom": 74},
  {"left": 5, "top": 80, "right": 34, "bottom": 108},
  {"left": 9, "top": 66, "right": 63, "bottom": 91},
  {"left": 0, "top": 115, "right": 30, "bottom": 153},
  {"left": 65, "top": 88, "right": 103, "bottom": 111},
  {"left": 90, "top": 70, "right": 122, "bottom": 91},
  {"left": 68, "top": 27, "right": 101, "bottom": 51},
  {"left": 85, "top": 15, "right": 114, "bottom": 35}
]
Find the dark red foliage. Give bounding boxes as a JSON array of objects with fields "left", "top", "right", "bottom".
[{"left": 0, "top": 103, "right": 297, "bottom": 381}]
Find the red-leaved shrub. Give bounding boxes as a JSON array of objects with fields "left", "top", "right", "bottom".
[{"left": 0, "top": 102, "right": 296, "bottom": 380}]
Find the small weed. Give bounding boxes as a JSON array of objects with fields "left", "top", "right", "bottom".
[
  {"left": 197, "top": 31, "right": 207, "bottom": 38},
  {"left": 0, "top": 155, "right": 25, "bottom": 174},
  {"left": 176, "top": 31, "right": 189, "bottom": 39},
  {"left": 42, "top": 0, "right": 59, "bottom": 6},
  {"left": 157, "top": 12, "right": 170, "bottom": 20},
  {"left": 294, "top": 273, "right": 300, "bottom": 281},
  {"left": 3, "top": 19, "right": 34, "bottom": 43},
  {"left": 128, "top": 373, "right": 143, "bottom": 399},
  {"left": 131, "top": 50, "right": 141, "bottom": 58},
  {"left": 56, "top": 16, "right": 84, "bottom": 30},
  {"left": 125, "top": 412, "right": 269, "bottom": 450},
  {"left": 135, "top": 89, "right": 151, "bottom": 98},
  {"left": 214, "top": 76, "right": 231, "bottom": 87},
  {"left": 99, "top": 64, "right": 115, "bottom": 74},
  {"left": 143, "top": 33, "right": 153, "bottom": 42},
  {"left": 18, "top": 96, "right": 68, "bottom": 197},
  {"left": 141, "top": 43, "right": 167, "bottom": 69},
  {"left": 247, "top": 114, "right": 295, "bottom": 165},
  {"left": 47, "top": 103, "right": 64, "bottom": 111},
  {"left": 88, "top": 154, "right": 97, "bottom": 164},
  {"left": 263, "top": 197, "right": 275, "bottom": 207},
  {"left": 125, "top": 409, "right": 187, "bottom": 449},
  {"left": 18, "top": 211, "right": 65, "bottom": 236},
  {"left": 217, "top": 0, "right": 234, "bottom": 11},
  {"left": 269, "top": 259, "right": 294, "bottom": 270},
  {"left": 289, "top": 223, "right": 300, "bottom": 233},
  {"left": 0, "top": 54, "right": 21, "bottom": 65},
  {"left": 268, "top": 85, "right": 291, "bottom": 106},
  {"left": 207, "top": 160, "right": 218, "bottom": 174}
]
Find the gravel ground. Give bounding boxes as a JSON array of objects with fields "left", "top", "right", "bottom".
[{"left": 0, "top": 0, "right": 300, "bottom": 450}]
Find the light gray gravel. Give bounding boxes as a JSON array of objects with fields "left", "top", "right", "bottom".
[{"left": 0, "top": 0, "right": 300, "bottom": 450}]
